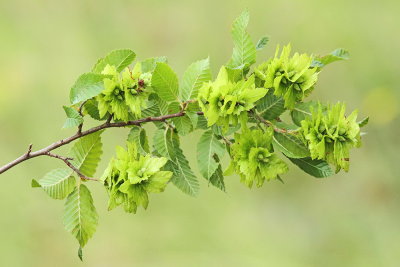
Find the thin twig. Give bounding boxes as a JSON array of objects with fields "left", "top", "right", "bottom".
[
  {"left": 0, "top": 110, "right": 193, "bottom": 175},
  {"left": 251, "top": 111, "right": 296, "bottom": 134},
  {"left": 45, "top": 152, "right": 99, "bottom": 181}
]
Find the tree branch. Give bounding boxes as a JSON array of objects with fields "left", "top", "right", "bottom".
[{"left": 0, "top": 110, "right": 192, "bottom": 175}]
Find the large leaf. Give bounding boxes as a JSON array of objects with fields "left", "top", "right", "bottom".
[
  {"left": 69, "top": 73, "right": 108, "bottom": 105},
  {"left": 63, "top": 106, "right": 84, "bottom": 128},
  {"left": 63, "top": 184, "right": 98, "bottom": 248},
  {"left": 256, "top": 91, "right": 285, "bottom": 120},
  {"left": 197, "top": 130, "right": 226, "bottom": 179},
  {"left": 34, "top": 168, "right": 76, "bottom": 200},
  {"left": 288, "top": 157, "right": 334, "bottom": 178},
  {"left": 273, "top": 132, "right": 310, "bottom": 158},
  {"left": 311, "top": 48, "right": 349, "bottom": 68},
  {"left": 180, "top": 58, "right": 212, "bottom": 101},
  {"left": 151, "top": 62, "right": 179, "bottom": 101},
  {"left": 69, "top": 131, "right": 103, "bottom": 177},
  {"left": 127, "top": 126, "right": 149, "bottom": 155},
  {"left": 228, "top": 10, "right": 256, "bottom": 72},
  {"left": 92, "top": 49, "right": 136, "bottom": 73}
]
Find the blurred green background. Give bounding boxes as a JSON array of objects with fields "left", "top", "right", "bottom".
[{"left": 0, "top": 0, "right": 399, "bottom": 266}]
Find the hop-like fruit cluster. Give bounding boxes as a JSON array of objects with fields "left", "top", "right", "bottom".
[
  {"left": 301, "top": 102, "right": 361, "bottom": 172},
  {"left": 102, "top": 142, "right": 172, "bottom": 213},
  {"left": 198, "top": 67, "right": 267, "bottom": 131},
  {"left": 225, "top": 128, "right": 288, "bottom": 188},
  {"left": 97, "top": 64, "right": 151, "bottom": 121},
  {"left": 255, "top": 44, "right": 319, "bottom": 109}
]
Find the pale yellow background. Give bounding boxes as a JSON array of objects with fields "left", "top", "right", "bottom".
[{"left": 0, "top": 0, "right": 399, "bottom": 266}]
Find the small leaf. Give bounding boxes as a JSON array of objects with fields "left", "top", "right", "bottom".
[
  {"left": 256, "top": 91, "right": 285, "bottom": 120},
  {"left": 31, "top": 179, "right": 41, "bottom": 188},
  {"left": 78, "top": 247, "right": 83, "bottom": 261},
  {"left": 272, "top": 132, "right": 310, "bottom": 158},
  {"left": 208, "top": 163, "right": 225, "bottom": 191},
  {"left": 358, "top": 116, "right": 369, "bottom": 128},
  {"left": 168, "top": 102, "right": 192, "bottom": 135},
  {"left": 84, "top": 99, "right": 105, "bottom": 120},
  {"left": 153, "top": 128, "right": 176, "bottom": 161},
  {"left": 288, "top": 157, "right": 334, "bottom": 178},
  {"left": 256, "top": 36, "right": 269, "bottom": 50},
  {"left": 69, "top": 131, "right": 103, "bottom": 177},
  {"left": 228, "top": 10, "right": 256, "bottom": 73},
  {"left": 127, "top": 126, "right": 149, "bottom": 155},
  {"left": 37, "top": 169, "right": 76, "bottom": 199},
  {"left": 151, "top": 62, "right": 179, "bottom": 101},
  {"left": 70, "top": 73, "right": 109, "bottom": 105},
  {"left": 93, "top": 49, "right": 136, "bottom": 73},
  {"left": 141, "top": 56, "right": 168, "bottom": 73},
  {"left": 186, "top": 111, "right": 199, "bottom": 129},
  {"left": 63, "top": 106, "right": 83, "bottom": 128},
  {"left": 63, "top": 184, "right": 98, "bottom": 248},
  {"left": 311, "top": 48, "right": 350, "bottom": 68},
  {"left": 291, "top": 101, "right": 318, "bottom": 126},
  {"left": 197, "top": 130, "right": 226, "bottom": 180},
  {"left": 180, "top": 58, "right": 212, "bottom": 101}
]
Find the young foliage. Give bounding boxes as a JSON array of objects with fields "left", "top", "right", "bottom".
[
  {"left": 33, "top": 168, "right": 76, "bottom": 200},
  {"left": 63, "top": 184, "right": 98, "bottom": 259},
  {"left": 69, "top": 131, "right": 103, "bottom": 177},
  {"left": 1, "top": 10, "right": 368, "bottom": 259},
  {"left": 197, "top": 130, "right": 226, "bottom": 187}
]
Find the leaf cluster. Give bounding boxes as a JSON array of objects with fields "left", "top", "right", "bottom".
[{"left": 30, "top": 10, "right": 368, "bottom": 259}]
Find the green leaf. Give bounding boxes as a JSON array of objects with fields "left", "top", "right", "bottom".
[
  {"left": 63, "top": 184, "right": 98, "bottom": 248},
  {"left": 70, "top": 73, "right": 108, "bottom": 105},
  {"left": 168, "top": 102, "right": 192, "bottom": 135},
  {"left": 228, "top": 10, "right": 256, "bottom": 72},
  {"left": 273, "top": 132, "right": 310, "bottom": 158},
  {"left": 78, "top": 247, "right": 83, "bottom": 261},
  {"left": 197, "top": 130, "right": 226, "bottom": 179},
  {"left": 83, "top": 99, "right": 104, "bottom": 120},
  {"left": 37, "top": 168, "right": 76, "bottom": 200},
  {"left": 288, "top": 157, "right": 334, "bottom": 178},
  {"left": 166, "top": 147, "right": 200, "bottom": 196},
  {"left": 180, "top": 58, "right": 212, "bottom": 101},
  {"left": 155, "top": 130, "right": 199, "bottom": 196},
  {"left": 291, "top": 101, "right": 318, "bottom": 126},
  {"left": 69, "top": 131, "right": 103, "bottom": 177},
  {"left": 256, "top": 36, "right": 269, "bottom": 50},
  {"left": 93, "top": 49, "right": 136, "bottom": 73},
  {"left": 153, "top": 128, "right": 176, "bottom": 161},
  {"left": 151, "top": 62, "right": 179, "bottom": 101},
  {"left": 31, "top": 179, "right": 41, "bottom": 188},
  {"left": 208, "top": 163, "right": 225, "bottom": 191},
  {"left": 141, "top": 56, "right": 167, "bottom": 73},
  {"left": 127, "top": 126, "right": 149, "bottom": 155},
  {"left": 186, "top": 111, "right": 198, "bottom": 129},
  {"left": 358, "top": 116, "right": 369, "bottom": 128},
  {"left": 63, "top": 106, "right": 83, "bottom": 128},
  {"left": 256, "top": 91, "right": 285, "bottom": 120},
  {"left": 311, "top": 48, "right": 350, "bottom": 68}
]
